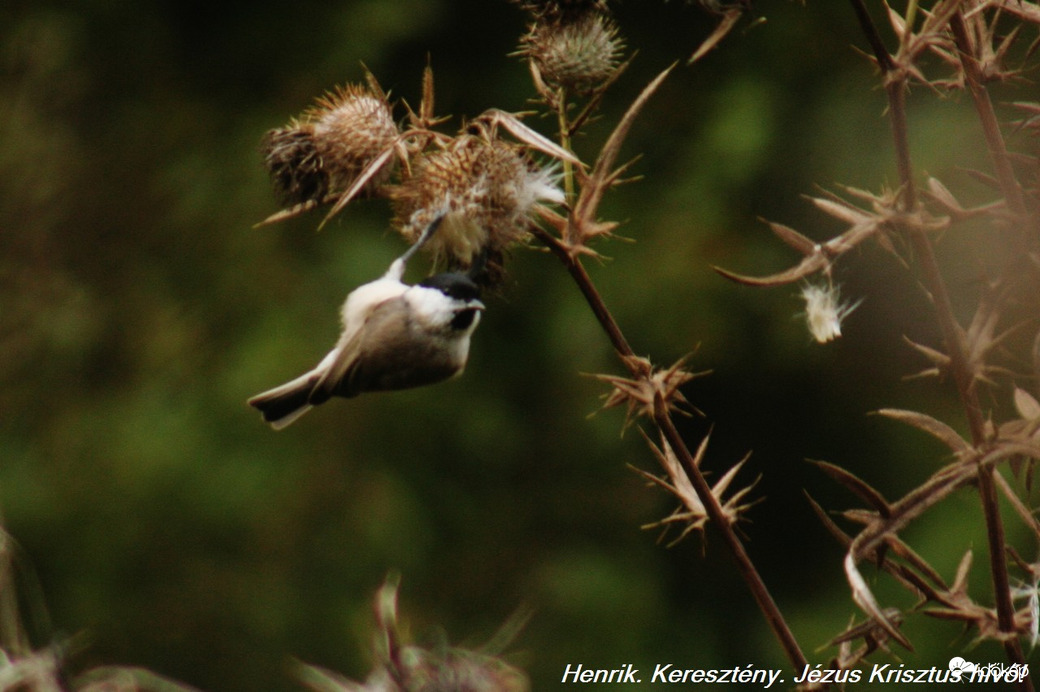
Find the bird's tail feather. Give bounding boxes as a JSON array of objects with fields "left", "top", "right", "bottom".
[{"left": 248, "top": 371, "right": 318, "bottom": 430}]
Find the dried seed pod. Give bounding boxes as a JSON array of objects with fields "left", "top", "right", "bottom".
[
  {"left": 261, "top": 121, "right": 325, "bottom": 205},
  {"left": 262, "top": 85, "right": 398, "bottom": 206},
  {"left": 519, "top": 12, "right": 623, "bottom": 95},
  {"left": 390, "top": 136, "right": 563, "bottom": 286},
  {"left": 511, "top": 0, "right": 610, "bottom": 23},
  {"left": 691, "top": 0, "right": 754, "bottom": 14},
  {"left": 321, "top": 575, "right": 531, "bottom": 692}
]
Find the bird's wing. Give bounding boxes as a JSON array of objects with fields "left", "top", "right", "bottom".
[{"left": 308, "top": 296, "right": 408, "bottom": 403}]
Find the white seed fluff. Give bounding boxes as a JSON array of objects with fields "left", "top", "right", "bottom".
[{"left": 800, "top": 282, "right": 860, "bottom": 344}]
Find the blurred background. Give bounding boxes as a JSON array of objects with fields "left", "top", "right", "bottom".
[{"left": 2, "top": 1, "right": 1036, "bottom": 689}]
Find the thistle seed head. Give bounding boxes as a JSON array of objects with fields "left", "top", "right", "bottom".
[
  {"left": 511, "top": 0, "right": 611, "bottom": 23},
  {"left": 520, "top": 12, "right": 624, "bottom": 95},
  {"left": 373, "top": 648, "right": 530, "bottom": 692},
  {"left": 309, "top": 86, "right": 399, "bottom": 190},
  {"left": 261, "top": 84, "right": 398, "bottom": 206},
  {"left": 261, "top": 121, "right": 325, "bottom": 206},
  {"left": 390, "top": 136, "right": 563, "bottom": 285},
  {"left": 689, "top": 0, "right": 754, "bottom": 15},
  {"left": 318, "top": 575, "right": 531, "bottom": 692}
]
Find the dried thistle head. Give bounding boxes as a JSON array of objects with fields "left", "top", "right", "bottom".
[
  {"left": 299, "top": 574, "right": 530, "bottom": 692},
  {"left": 262, "top": 84, "right": 398, "bottom": 206},
  {"left": 390, "top": 135, "right": 563, "bottom": 286},
  {"left": 519, "top": 11, "right": 624, "bottom": 95},
  {"left": 261, "top": 121, "right": 325, "bottom": 206},
  {"left": 688, "top": 0, "right": 753, "bottom": 15},
  {"left": 510, "top": 0, "right": 610, "bottom": 23},
  {"left": 309, "top": 85, "right": 399, "bottom": 191},
  {"left": 384, "top": 649, "right": 530, "bottom": 692}
]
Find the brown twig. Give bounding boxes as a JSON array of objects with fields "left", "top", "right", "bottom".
[
  {"left": 653, "top": 400, "right": 810, "bottom": 672},
  {"left": 948, "top": 12, "right": 1031, "bottom": 235},
  {"left": 528, "top": 225, "right": 635, "bottom": 360},
  {"left": 528, "top": 223, "right": 811, "bottom": 674},
  {"left": 848, "top": 1, "right": 1031, "bottom": 683},
  {"left": 947, "top": 10, "right": 1033, "bottom": 676}
]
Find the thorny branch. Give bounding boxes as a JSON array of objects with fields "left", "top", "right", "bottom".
[
  {"left": 709, "top": 0, "right": 1040, "bottom": 678},
  {"left": 842, "top": 0, "right": 1037, "bottom": 683},
  {"left": 949, "top": 11, "right": 1031, "bottom": 230},
  {"left": 529, "top": 31, "right": 813, "bottom": 673},
  {"left": 531, "top": 221, "right": 811, "bottom": 674}
]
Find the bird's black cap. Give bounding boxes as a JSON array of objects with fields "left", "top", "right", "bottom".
[{"left": 419, "top": 272, "right": 482, "bottom": 302}]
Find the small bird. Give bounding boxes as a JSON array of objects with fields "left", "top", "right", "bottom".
[{"left": 248, "top": 216, "right": 485, "bottom": 429}]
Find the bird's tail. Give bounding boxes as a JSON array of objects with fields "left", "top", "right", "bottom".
[{"left": 247, "top": 371, "right": 318, "bottom": 430}]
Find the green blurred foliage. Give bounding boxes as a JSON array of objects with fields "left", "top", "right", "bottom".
[{"left": 1, "top": 1, "right": 1035, "bottom": 690}]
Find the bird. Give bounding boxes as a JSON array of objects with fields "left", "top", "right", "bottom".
[{"left": 248, "top": 215, "right": 484, "bottom": 429}]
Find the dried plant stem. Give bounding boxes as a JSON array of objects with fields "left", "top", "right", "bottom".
[
  {"left": 948, "top": 12, "right": 1030, "bottom": 227},
  {"left": 556, "top": 100, "right": 578, "bottom": 205},
  {"left": 850, "top": 1, "right": 1030, "bottom": 683},
  {"left": 849, "top": 0, "right": 916, "bottom": 207},
  {"left": 652, "top": 406, "right": 810, "bottom": 673},
  {"left": 849, "top": 0, "right": 984, "bottom": 454},
  {"left": 528, "top": 224, "right": 811, "bottom": 675},
  {"left": 947, "top": 13, "right": 1033, "bottom": 677},
  {"left": 532, "top": 226, "right": 634, "bottom": 357},
  {"left": 885, "top": 79, "right": 917, "bottom": 210}
]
